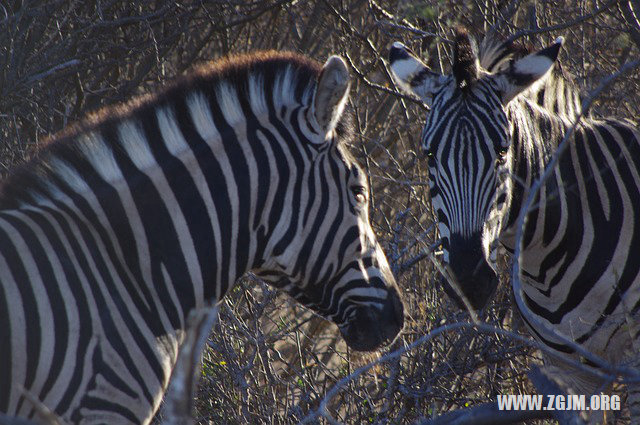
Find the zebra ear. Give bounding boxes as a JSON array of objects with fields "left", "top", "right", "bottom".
[
  {"left": 496, "top": 37, "right": 564, "bottom": 104},
  {"left": 389, "top": 42, "right": 444, "bottom": 105},
  {"left": 313, "top": 55, "right": 351, "bottom": 134}
]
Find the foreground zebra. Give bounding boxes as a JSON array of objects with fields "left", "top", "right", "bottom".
[
  {"left": 389, "top": 30, "right": 640, "bottom": 417},
  {"left": 0, "top": 51, "right": 404, "bottom": 424}
]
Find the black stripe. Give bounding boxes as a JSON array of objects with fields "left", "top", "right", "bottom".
[
  {"left": 0, "top": 224, "right": 41, "bottom": 415},
  {"left": 5, "top": 210, "right": 70, "bottom": 405},
  {"left": 142, "top": 106, "right": 215, "bottom": 304},
  {"left": 53, "top": 145, "right": 158, "bottom": 327},
  {"left": 204, "top": 91, "right": 252, "bottom": 279},
  {"left": 309, "top": 154, "right": 348, "bottom": 280},
  {"left": 237, "top": 91, "right": 271, "bottom": 233},
  {"left": 270, "top": 105, "right": 305, "bottom": 256},
  {"left": 36, "top": 203, "right": 93, "bottom": 414},
  {"left": 292, "top": 153, "right": 330, "bottom": 278},
  {"left": 173, "top": 96, "right": 227, "bottom": 300}
]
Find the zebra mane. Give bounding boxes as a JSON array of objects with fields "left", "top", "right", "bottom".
[
  {"left": 477, "top": 34, "right": 523, "bottom": 73},
  {"left": 452, "top": 28, "right": 479, "bottom": 92},
  {"left": 47, "top": 50, "right": 324, "bottom": 146},
  {"left": 0, "top": 51, "right": 353, "bottom": 209}
]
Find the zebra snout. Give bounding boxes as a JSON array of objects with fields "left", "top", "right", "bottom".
[
  {"left": 444, "top": 235, "right": 499, "bottom": 310},
  {"left": 440, "top": 264, "right": 498, "bottom": 311},
  {"left": 340, "top": 288, "right": 404, "bottom": 351}
]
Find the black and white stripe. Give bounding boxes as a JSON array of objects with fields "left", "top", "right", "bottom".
[
  {"left": 0, "top": 51, "right": 404, "bottom": 424},
  {"left": 390, "top": 29, "right": 640, "bottom": 417}
]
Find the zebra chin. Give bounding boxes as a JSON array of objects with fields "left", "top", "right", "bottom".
[{"left": 338, "top": 288, "right": 404, "bottom": 351}]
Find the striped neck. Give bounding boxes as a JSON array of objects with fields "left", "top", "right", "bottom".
[
  {"left": 499, "top": 98, "right": 577, "bottom": 253},
  {"left": 0, "top": 52, "right": 327, "bottom": 313}
]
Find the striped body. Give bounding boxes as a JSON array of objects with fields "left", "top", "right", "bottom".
[
  {"left": 500, "top": 107, "right": 640, "bottom": 386},
  {"left": 390, "top": 30, "right": 639, "bottom": 414},
  {"left": 0, "top": 52, "right": 404, "bottom": 424}
]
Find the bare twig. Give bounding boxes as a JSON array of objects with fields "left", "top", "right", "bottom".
[
  {"left": 0, "top": 386, "right": 70, "bottom": 425},
  {"left": 620, "top": 0, "right": 640, "bottom": 52},
  {"left": 414, "top": 401, "right": 553, "bottom": 425},
  {"left": 161, "top": 306, "right": 220, "bottom": 425},
  {"left": 506, "top": 0, "right": 619, "bottom": 43},
  {"left": 22, "top": 59, "right": 80, "bottom": 86},
  {"left": 299, "top": 321, "right": 621, "bottom": 424}
]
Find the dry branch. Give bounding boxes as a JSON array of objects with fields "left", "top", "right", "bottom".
[
  {"left": 414, "top": 401, "right": 553, "bottom": 425},
  {"left": 160, "top": 307, "right": 220, "bottom": 425}
]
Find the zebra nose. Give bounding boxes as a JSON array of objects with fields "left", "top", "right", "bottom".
[
  {"left": 340, "top": 284, "right": 404, "bottom": 351},
  {"left": 440, "top": 264, "right": 498, "bottom": 310},
  {"left": 444, "top": 234, "right": 498, "bottom": 310}
]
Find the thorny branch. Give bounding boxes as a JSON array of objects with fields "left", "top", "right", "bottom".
[{"left": 506, "top": 0, "right": 619, "bottom": 43}]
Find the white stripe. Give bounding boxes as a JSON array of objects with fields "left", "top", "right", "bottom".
[
  {"left": 156, "top": 106, "right": 190, "bottom": 157},
  {"left": 78, "top": 131, "right": 122, "bottom": 183},
  {"left": 118, "top": 119, "right": 156, "bottom": 170}
]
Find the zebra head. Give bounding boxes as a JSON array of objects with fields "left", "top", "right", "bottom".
[
  {"left": 255, "top": 56, "right": 404, "bottom": 351},
  {"left": 389, "top": 30, "right": 562, "bottom": 310}
]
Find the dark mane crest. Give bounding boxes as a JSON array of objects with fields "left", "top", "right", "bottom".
[
  {"left": 48, "top": 50, "right": 323, "bottom": 145},
  {"left": 0, "top": 51, "right": 329, "bottom": 209},
  {"left": 453, "top": 28, "right": 478, "bottom": 92}
]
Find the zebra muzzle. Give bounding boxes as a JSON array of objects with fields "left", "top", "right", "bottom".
[
  {"left": 339, "top": 288, "right": 404, "bottom": 351},
  {"left": 443, "top": 234, "right": 499, "bottom": 310}
]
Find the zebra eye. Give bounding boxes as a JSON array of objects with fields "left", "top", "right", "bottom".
[
  {"left": 425, "top": 150, "right": 436, "bottom": 166},
  {"left": 351, "top": 186, "right": 367, "bottom": 204},
  {"left": 497, "top": 147, "right": 508, "bottom": 162}
]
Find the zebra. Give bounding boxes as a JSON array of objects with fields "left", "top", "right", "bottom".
[
  {"left": 0, "top": 50, "right": 405, "bottom": 424},
  {"left": 389, "top": 29, "right": 640, "bottom": 417}
]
